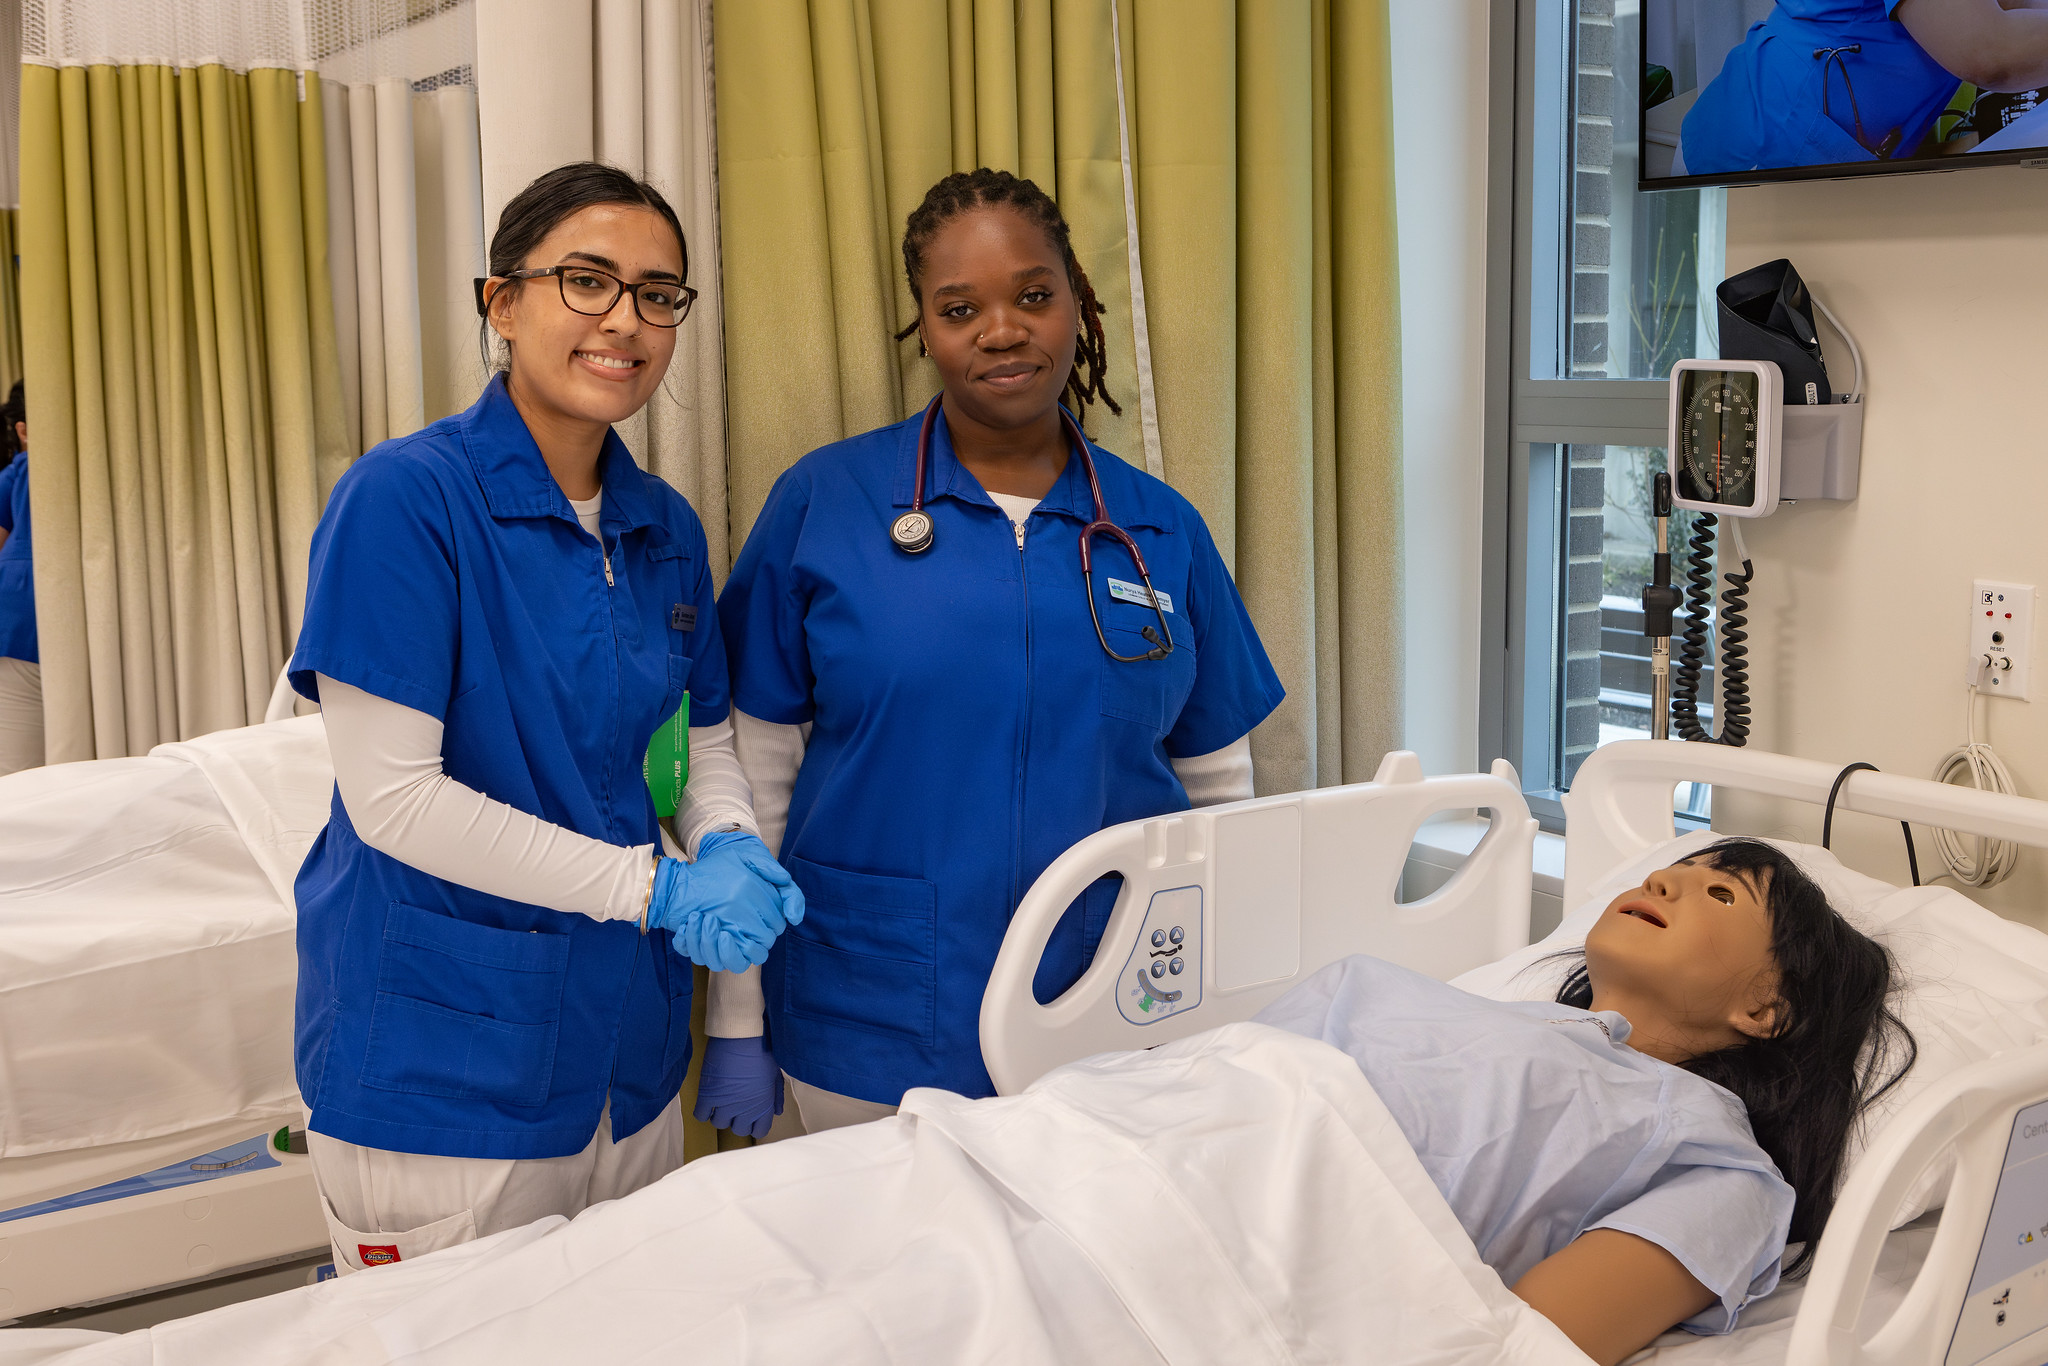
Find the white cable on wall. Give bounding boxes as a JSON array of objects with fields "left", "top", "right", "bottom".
[
  {"left": 1810, "top": 292, "right": 1863, "bottom": 403},
  {"left": 1930, "top": 660, "right": 2021, "bottom": 887}
]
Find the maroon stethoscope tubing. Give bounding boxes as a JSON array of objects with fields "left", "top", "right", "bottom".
[{"left": 892, "top": 395, "right": 1173, "bottom": 662}]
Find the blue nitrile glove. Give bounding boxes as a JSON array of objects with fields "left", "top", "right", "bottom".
[
  {"left": 696, "top": 829, "right": 806, "bottom": 935},
  {"left": 693, "top": 1034, "right": 785, "bottom": 1139},
  {"left": 646, "top": 833, "right": 805, "bottom": 972}
]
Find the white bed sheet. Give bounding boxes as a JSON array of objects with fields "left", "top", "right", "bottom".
[
  {"left": 0, "top": 717, "right": 332, "bottom": 1163},
  {"left": 5, "top": 1024, "right": 1590, "bottom": 1366}
]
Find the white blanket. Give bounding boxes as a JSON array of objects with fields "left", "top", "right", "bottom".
[
  {"left": 0, "top": 717, "right": 331, "bottom": 1160},
  {"left": 15, "top": 1025, "right": 1589, "bottom": 1365}
]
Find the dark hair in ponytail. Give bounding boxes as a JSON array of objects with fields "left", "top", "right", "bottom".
[
  {"left": 0, "top": 381, "right": 23, "bottom": 469},
  {"left": 1555, "top": 838, "right": 1916, "bottom": 1276},
  {"left": 477, "top": 161, "right": 689, "bottom": 373},
  {"left": 894, "top": 167, "right": 1121, "bottom": 418}
]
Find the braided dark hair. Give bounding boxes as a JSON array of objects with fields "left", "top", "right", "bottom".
[{"left": 894, "top": 168, "right": 1121, "bottom": 417}]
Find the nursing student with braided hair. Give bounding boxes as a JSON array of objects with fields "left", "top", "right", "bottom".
[{"left": 715, "top": 169, "right": 1284, "bottom": 1131}]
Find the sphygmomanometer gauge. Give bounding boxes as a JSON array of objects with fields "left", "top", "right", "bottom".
[{"left": 1667, "top": 359, "right": 1783, "bottom": 518}]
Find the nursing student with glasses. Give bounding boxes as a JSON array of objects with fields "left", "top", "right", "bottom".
[
  {"left": 287, "top": 163, "right": 801, "bottom": 1274},
  {"left": 717, "top": 169, "right": 1285, "bottom": 1132}
]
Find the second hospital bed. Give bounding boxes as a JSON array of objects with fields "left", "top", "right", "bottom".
[
  {"left": 6, "top": 740, "right": 2048, "bottom": 1363},
  {"left": 0, "top": 716, "right": 334, "bottom": 1322}
]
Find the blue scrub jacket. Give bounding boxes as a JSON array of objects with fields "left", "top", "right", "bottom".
[
  {"left": 720, "top": 405, "right": 1285, "bottom": 1103},
  {"left": 289, "top": 375, "right": 730, "bottom": 1160},
  {"left": 1682, "top": 0, "right": 1960, "bottom": 175},
  {"left": 0, "top": 456, "right": 34, "bottom": 664}
]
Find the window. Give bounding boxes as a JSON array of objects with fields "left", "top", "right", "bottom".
[{"left": 1486, "top": 0, "right": 1724, "bottom": 824}]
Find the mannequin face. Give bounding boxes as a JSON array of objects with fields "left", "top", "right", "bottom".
[
  {"left": 1583, "top": 856, "right": 1783, "bottom": 1064},
  {"left": 484, "top": 203, "right": 685, "bottom": 431},
  {"left": 916, "top": 205, "right": 1080, "bottom": 435}
]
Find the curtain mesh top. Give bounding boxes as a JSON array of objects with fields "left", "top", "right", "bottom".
[{"left": 23, "top": 0, "right": 476, "bottom": 82}]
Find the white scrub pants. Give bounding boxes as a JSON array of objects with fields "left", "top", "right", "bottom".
[
  {"left": 0, "top": 657, "right": 42, "bottom": 777},
  {"left": 786, "top": 1075, "right": 898, "bottom": 1132},
  {"left": 308, "top": 1098, "right": 685, "bottom": 1274}
]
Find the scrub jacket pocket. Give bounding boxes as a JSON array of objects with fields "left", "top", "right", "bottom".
[
  {"left": 781, "top": 856, "right": 938, "bottom": 1045},
  {"left": 1099, "top": 624, "right": 1197, "bottom": 734},
  {"left": 361, "top": 903, "right": 572, "bottom": 1107}
]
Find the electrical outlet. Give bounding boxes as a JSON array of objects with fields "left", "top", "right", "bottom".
[{"left": 1968, "top": 581, "right": 2034, "bottom": 701}]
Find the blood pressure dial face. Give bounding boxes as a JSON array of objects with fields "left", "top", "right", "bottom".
[{"left": 1676, "top": 369, "right": 1761, "bottom": 509}]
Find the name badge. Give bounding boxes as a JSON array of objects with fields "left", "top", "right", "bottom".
[
  {"left": 671, "top": 604, "right": 698, "bottom": 632},
  {"left": 1107, "top": 577, "right": 1173, "bottom": 614}
]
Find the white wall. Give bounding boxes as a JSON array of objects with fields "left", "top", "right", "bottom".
[
  {"left": 1716, "top": 166, "right": 2048, "bottom": 930},
  {"left": 1390, "top": 0, "right": 1491, "bottom": 777}
]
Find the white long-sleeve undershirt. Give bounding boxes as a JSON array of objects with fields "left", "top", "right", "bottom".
[
  {"left": 316, "top": 672, "right": 760, "bottom": 926},
  {"left": 706, "top": 708, "right": 1257, "bottom": 1038}
]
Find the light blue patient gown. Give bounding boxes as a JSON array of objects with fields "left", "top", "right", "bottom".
[
  {"left": 1681, "top": 0, "right": 1961, "bottom": 175},
  {"left": 1256, "top": 956, "right": 1794, "bottom": 1335}
]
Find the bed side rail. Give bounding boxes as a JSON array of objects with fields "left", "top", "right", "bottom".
[
  {"left": 979, "top": 753, "right": 1538, "bottom": 1096},
  {"left": 1563, "top": 741, "right": 2048, "bottom": 913},
  {"left": 1787, "top": 1041, "right": 2048, "bottom": 1366}
]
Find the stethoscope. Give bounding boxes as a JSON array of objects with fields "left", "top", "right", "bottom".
[
  {"left": 1812, "top": 44, "right": 1903, "bottom": 160},
  {"left": 889, "top": 395, "right": 1174, "bottom": 663}
]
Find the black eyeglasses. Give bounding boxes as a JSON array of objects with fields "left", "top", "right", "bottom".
[{"left": 472, "top": 266, "right": 698, "bottom": 328}]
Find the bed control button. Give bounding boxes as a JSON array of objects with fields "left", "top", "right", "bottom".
[{"left": 1117, "top": 885, "right": 1202, "bottom": 1025}]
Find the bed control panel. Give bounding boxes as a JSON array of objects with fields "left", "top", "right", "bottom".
[
  {"left": 1947, "top": 1097, "right": 2048, "bottom": 1365},
  {"left": 1116, "top": 886, "right": 1202, "bottom": 1026}
]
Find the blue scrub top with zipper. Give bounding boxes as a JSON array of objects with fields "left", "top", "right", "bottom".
[
  {"left": 719, "top": 405, "right": 1284, "bottom": 1104},
  {"left": 288, "top": 374, "right": 729, "bottom": 1160},
  {"left": 1681, "top": 0, "right": 1961, "bottom": 175},
  {"left": 0, "top": 456, "right": 34, "bottom": 664}
]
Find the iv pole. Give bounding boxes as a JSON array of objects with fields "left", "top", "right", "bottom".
[{"left": 1642, "top": 473, "right": 1680, "bottom": 740}]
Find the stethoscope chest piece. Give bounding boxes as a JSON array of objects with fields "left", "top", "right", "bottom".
[{"left": 889, "top": 509, "right": 935, "bottom": 555}]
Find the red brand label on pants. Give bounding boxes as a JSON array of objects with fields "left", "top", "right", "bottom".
[{"left": 357, "top": 1244, "right": 401, "bottom": 1266}]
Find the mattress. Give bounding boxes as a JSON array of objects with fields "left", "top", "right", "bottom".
[{"left": 0, "top": 717, "right": 331, "bottom": 1173}]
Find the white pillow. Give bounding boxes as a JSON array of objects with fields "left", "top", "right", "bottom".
[{"left": 1451, "top": 833, "right": 2048, "bottom": 1228}]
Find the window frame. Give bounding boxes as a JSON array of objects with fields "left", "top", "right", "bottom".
[{"left": 1480, "top": 0, "right": 1693, "bottom": 830}]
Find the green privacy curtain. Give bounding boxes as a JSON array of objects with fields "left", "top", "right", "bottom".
[
  {"left": 712, "top": 0, "right": 1402, "bottom": 793},
  {"left": 19, "top": 63, "right": 349, "bottom": 762},
  {"left": 1120, "top": 0, "right": 1404, "bottom": 788}
]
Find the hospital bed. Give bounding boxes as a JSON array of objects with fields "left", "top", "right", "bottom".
[
  {"left": 989, "top": 739, "right": 2048, "bottom": 1366},
  {"left": 6, "top": 740, "right": 2048, "bottom": 1364},
  {"left": 0, "top": 717, "right": 335, "bottom": 1321}
]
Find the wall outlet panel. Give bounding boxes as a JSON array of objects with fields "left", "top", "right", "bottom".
[{"left": 1969, "top": 581, "right": 2034, "bottom": 702}]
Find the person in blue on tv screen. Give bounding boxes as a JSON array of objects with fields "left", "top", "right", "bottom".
[{"left": 1681, "top": 0, "right": 2048, "bottom": 175}]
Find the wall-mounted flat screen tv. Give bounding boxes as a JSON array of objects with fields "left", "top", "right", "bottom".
[{"left": 1641, "top": 0, "right": 2048, "bottom": 189}]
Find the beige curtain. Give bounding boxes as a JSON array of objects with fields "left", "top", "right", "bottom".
[
  {"left": 712, "top": 0, "right": 1401, "bottom": 793},
  {"left": 476, "top": 0, "right": 732, "bottom": 574},
  {"left": 19, "top": 63, "right": 349, "bottom": 761}
]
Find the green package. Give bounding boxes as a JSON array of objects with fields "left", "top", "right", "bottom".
[{"left": 644, "top": 697, "right": 689, "bottom": 819}]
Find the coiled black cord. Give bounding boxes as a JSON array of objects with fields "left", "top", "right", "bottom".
[{"left": 1670, "top": 513, "right": 1753, "bottom": 747}]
